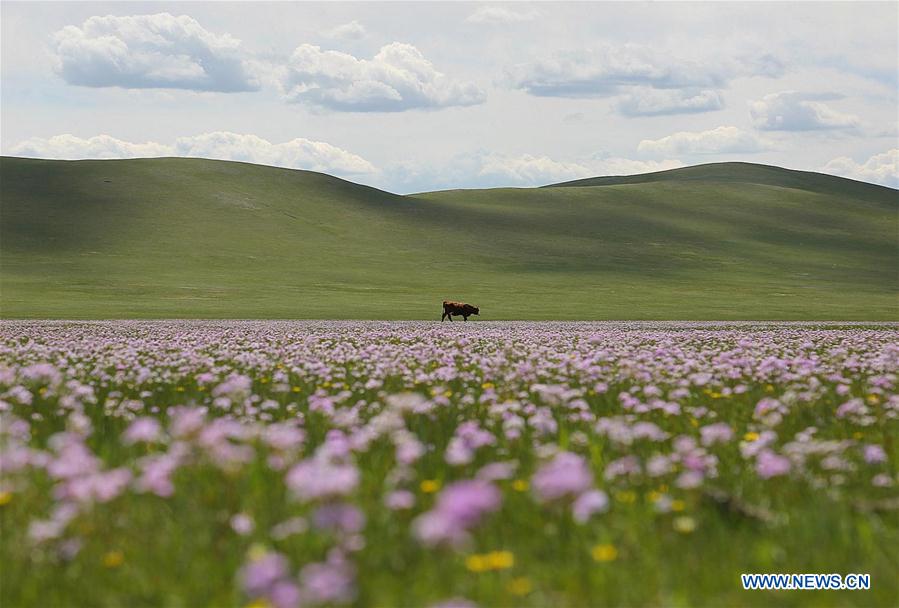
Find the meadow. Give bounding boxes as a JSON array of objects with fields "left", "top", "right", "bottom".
[
  {"left": 2, "top": 157, "right": 896, "bottom": 320},
  {"left": 1, "top": 320, "right": 897, "bottom": 607}
]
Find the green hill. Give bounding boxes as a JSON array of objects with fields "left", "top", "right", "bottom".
[{"left": 1, "top": 156, "right": 896, "bottom": 319}]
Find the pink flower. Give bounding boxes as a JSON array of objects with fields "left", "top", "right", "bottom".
[
  {"left": 123, "top": 417, "right": 162, "bottom": 444},
  {"left": 699, "top": 423, "right": 733, "bottom": 446},
  {"left": 756, "top": 450, "right": 791, "bottom": 479},
  {"left": 572, "top": 489, "right": 609, "bottom": 523},
  {"left": 230, "top": 513, "right": 255, "bottom": 536},
  {"left": 532, "top": 452, "right": 593, "bottom": 502},
  {"left": 286, "top": 459, "right": 359, "bottom": 502},
  {"left": 863, "top": 444, "right": 887, "bottom": 464},
  {"left": 413, "top": 480, "right": 501, "bottom": 547},
  {"left": 384, "top": 490, "right": 415, "bottom": 510}
]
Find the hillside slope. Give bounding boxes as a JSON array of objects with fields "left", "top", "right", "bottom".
[{"left": 1, "top": 157, "right": 896, "bottom": 319}]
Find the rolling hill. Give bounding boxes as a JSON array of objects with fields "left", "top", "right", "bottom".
[{"left": 1, "top": 156, "right": 896, "bottom": 319}]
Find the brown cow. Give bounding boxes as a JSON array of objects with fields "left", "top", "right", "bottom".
[{"left": 442, "top": 300, "right": 479, "bottom": 322}]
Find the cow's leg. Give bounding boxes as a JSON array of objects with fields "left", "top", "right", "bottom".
[
  {"left": 448, "top": 313, "right": 453, "bottom": 322},
  {"left": 441, "top": 311, "right": 447, "bottom": 322},
  {"left": 463, "top": 315, "right": 468, "bottom": 321}
]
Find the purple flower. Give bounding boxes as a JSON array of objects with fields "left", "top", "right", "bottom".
[
  {"left": 384, "top": 490, "right": 415, "bottom": 510},
  {"left": 532, "top": 452, "right": 593, "bottom": 502},
  {"left": 756, "top": 450, "right": 791, "bottom": 479},
  {"left": 413, "top": 479, "right": 501, "bottom": 547},
  {"left": 269, "top": 581, "right": 301, "bottom": 608},
  {"left": 435, "top": 480, "right": 502, "bottom": 528},
  {"left": 299, "top": 554, "right": 355, "bottom": 604},
  {"left": 863, "top": 444, "right": 887, "bottom": 464},
  {"left": 123, "top": 417, "right": 162, "bottom": 445},
  {"left": 286, "top": 459, "right": 359, "bottom": 502},
  {"left": 313, "top": 503, "right": 365, "bottom": 534},
  {"left": 699, "top": 423, "right": 733, "bottom": 446},
  {"left": 572, "top": 489, "right": 609, "bottom": 523},
  {"left": 240, "top": 552, "right": 289, "bottom": 596},
  {"left": 230, "top": 513, "right": 255, "bottom": 536}
]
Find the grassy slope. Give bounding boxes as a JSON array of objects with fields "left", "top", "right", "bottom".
[{"left": 1, "top": 156, "right": 896, "bottom": 319}]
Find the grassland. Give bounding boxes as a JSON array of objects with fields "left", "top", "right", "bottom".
[{"left": 1, "top": 157, "right": 896, "bottom": 319}]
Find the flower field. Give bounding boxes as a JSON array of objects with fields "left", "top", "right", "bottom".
[{"left": 1, "top": 321, "right": 898, "bottom": 607}]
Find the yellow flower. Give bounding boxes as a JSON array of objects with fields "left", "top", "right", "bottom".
[
  {"left": 420, "top": 479, "right": 441, "bottom": 493},
  {"left": 248, "top": 543, "right": 269, "bottom": 561},
  {"left": 507, "top": 577, "right": 533, "bottom": 596},
  {"left": 866, "top": 394, "right": 881, "bottom": 405},
  {"left": 465, "top": 554, "right": 489, "bottom": 572},
  {"left": 744, "top": 432, "right": 760, "bottom": 442},
  {"left": 690, "top": 418, "right": 699, "bottom": 427},
  {"left": 466, "top": 551, "right": 515, "bottom": 572},
  {"left": 673, "top": 516, "right": 697, "bottom": 534},
  {"left": 175, "top": 386, "right": 185, "bottom": 392},
  {"left": 443, "top": 390, "right": 453, "bottom": 398},
  {"left": 615, "top": 490, "right": 637, "bottom": 504},
  {"left": 486, "top": 550, "right": 514, "bottom": 570},
  {"left": 0, "top": 491, "right": 12, "bottom": 506},
  {"left": 245, "top": 599, "right": 273, "bottom": 608},
  {"left": 322, "top": 381, "right": 332, "bottom": 388},
  {"left": 646, "top": 491, "right": 661, "bottom": 503},
  {"left": 292, "top": 386, "right": 302, "bottom": 393},
  {"left": 481, "top": 382, "right": 494, "bottom": 390},
  {"left": 765, "top": 384, "right": 775, "bottom": 393},
  {"left": 670, "top": 499, "right": 686, "bottom": 512},
  {"left": 102, "top": 550, "right": 124, "bottom": 568},
  {"left": 259, "top": 377, "right": 269, "bottom": 384},
  {"left": 511, "top": 479, "right": 529, "bottom": 492},
  {"left": 852, "top": 432, "right": 864, "bottom": 440},
  {"left": 591, "top": 543, "right": 618, "bottom": 562}
]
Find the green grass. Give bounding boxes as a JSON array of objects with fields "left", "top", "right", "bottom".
[{"left": 1, "top": 157, "right": 896, "bottom": 319}]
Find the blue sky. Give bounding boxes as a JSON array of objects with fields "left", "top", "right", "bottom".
[{"left": 2, "top": 1, "right": 897, "bottom": 192}]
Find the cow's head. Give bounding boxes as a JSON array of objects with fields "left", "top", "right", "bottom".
[{"left": 472, "top": 306, "right": 480, "bottom": 315}]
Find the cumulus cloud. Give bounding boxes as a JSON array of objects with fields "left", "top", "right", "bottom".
[
  {"left": 325, "top": 21, "right": 366, "bottom": 40},
  {"left": 10, "top": 134, "right": 171, "bottom": 159},
  {"left": 478, "top": 154, "right": 593, "bottom": 185},
  {"left": 51, "top": 13, "right": 259, "bottom": 92},
  {"left": 280, "top": 43, "right": 485, "bottom": 111},
  {"left": 10, "top": 132, "right": 376, "bottom": 176},
  {"left": 590, "top": 157, "right": 684, "bottom": 176},
  {"left": 749, "top": 91, "right": 861, "bottom": 131},
  {"left": 505, "top": 45, "right": 726, "bottom": 98},
  {"left": 638, "top": 126, "right": 770, "bottom": 156},
  {"left": 822, "top": 149, "right": 898, "bottom": 188},
  {"left": 382, "top": 152, "right": 683, "bottom": 193},
  {"left": 615, "top": 88, "right": 723, "bottom": 117},
  {"left": 467, "top": 6, "right": 540, "bottom": 24}
]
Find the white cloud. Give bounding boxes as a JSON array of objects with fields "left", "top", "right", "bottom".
[
  {"left": 615, "top": 88, "right": 723, "bottom": 117},
  {"left": 10, "top": 132, "right": 376, "bottom": 176},
  {"left": 505, "top": 45, "right": 726, "bottom": 98},
  {"left": 478, "top": 154, "right": 593, "bottom": 185},
  {"left": 638, "top": 126, "right": 770, "bottom": 156},
  {"left": 325, "top": 21, "right": 366, "bottom": 40},
  {"left": 10, "top": 134, "right": 172, "bottom": 159},
  {"left": 174, "top": 132, "right": 376, "bottom": 175},
  {"left": 822, "top": 149, "right": 898, "bottom": 188},
  {"left": 467, "top": 6, "right": 540, "bottom": 24},
  {"left": 590, "top": 157, "right": 684, "bottom": 177},
  {"left": 749, "top": 91, "right": 861, "bottom": 131},
  {"left": 382, "top": 152, "right": 684, "bottom": 192},
  {"left": 280, "top": 43, "right": 485, "bottom": 111},
  {"left": 51, "top": 13, "right": 259, "bottom": 92}
]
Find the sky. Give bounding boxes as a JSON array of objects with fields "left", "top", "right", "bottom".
[{"left": 1, "top": 1, "right": 897, "bottom": 193}]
